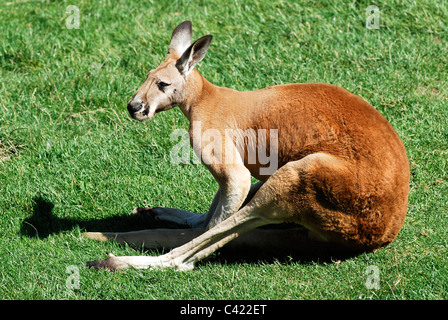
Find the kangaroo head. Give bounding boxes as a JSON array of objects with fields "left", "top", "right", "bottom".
[{"left": 127, "top": 21, "right": 212, "bottom": 121}]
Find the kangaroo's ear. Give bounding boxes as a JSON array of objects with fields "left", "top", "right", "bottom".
[
  {"left": 176, "top": 35, "right": 212, "bottom": 76},
  {"left": 168, "top": 21, "right": 193, "bottom": 57}
]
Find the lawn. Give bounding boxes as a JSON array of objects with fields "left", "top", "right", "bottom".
[{"left": 0, "top": 0, "right": 447, "bottom": 300}]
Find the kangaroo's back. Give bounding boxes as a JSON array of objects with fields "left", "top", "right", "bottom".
[
  {"left": 86, "top": 21, "right": 411, "bottom": 271},
  {"left": 225, "top": 83, "right": 408, "bottom": 183}
]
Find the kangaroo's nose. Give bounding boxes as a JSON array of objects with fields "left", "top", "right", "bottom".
[{"left": 127, "top": 100, "right": 144, "bottom": 114}]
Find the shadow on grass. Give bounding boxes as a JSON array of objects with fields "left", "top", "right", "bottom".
[
  {"left": 20, "top": 195, "right": 168, "bottom": 239},
  {"left": 214, "top": 235, "right": 364, "bottom": 265},
  {"left": 20, "top": 195, "right": 364, "bottom": 265}
]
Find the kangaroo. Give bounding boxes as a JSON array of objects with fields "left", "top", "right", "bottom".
[{"left": 84, "top": 21, "right": 410, "bottom": 271}]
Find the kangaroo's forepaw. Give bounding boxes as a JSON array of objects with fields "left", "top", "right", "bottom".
[
  {"left": 130, "top": 206, "right": 193, "bottom": 228},
  {"left": 131, "top": 206, "right": 168, "bottom": 219}
]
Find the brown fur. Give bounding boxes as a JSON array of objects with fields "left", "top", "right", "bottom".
[
  {"left": 182, "top": 70, "right": 409, "bottom": 250},
  {"left": 84, "top": 21, "right": 410, "bottom": 271}
]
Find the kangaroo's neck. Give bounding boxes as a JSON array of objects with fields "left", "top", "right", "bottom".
[
  {"left": 179, "top": 69, "right": 224, "bottom": 121},
  {"left": 179, "top": 70, "right": 267, "bottom": 129}
]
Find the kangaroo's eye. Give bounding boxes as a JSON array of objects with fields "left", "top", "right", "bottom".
[{"left": 157, "top": 81, "right": 171, "bottom": 91}]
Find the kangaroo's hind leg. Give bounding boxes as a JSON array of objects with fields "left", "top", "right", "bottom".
[{"left": 85, "top": 156, "right": 327, "bottom": 270}]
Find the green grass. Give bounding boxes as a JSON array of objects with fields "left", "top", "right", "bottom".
[{"left": 0, "top": 0, "right": 447, "bottom": 300}]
